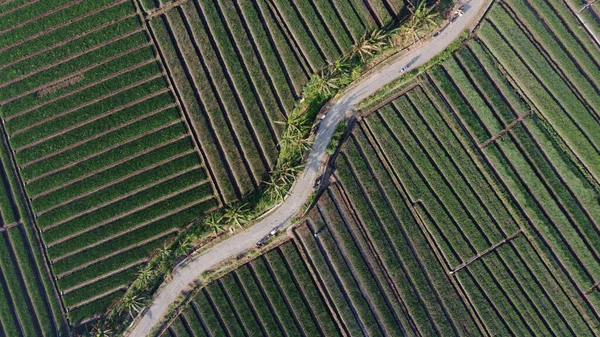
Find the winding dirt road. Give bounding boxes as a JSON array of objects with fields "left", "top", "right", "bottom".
[{"left": 126, "top": 1, "right": 489, "bottom": 335}]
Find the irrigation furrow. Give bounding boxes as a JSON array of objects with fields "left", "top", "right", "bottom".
[
  {"left": 67, "top": 286, "right": 127, "bottom": 311},
  {"left": 479, "top": 111, "right": 531, "bottom": 149},
  {"left": 0, "top": 0, "right": 40, "bottom": 18}
]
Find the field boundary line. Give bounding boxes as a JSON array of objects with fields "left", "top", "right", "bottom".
[
  {"left": 67, "top": 286, "right": 127, "bottom": 311},
  {"left": 31, "top": 126, "right": 185, "bottom": 202},
  {"left": 0, "top": 42, "right": 151, "bottom": 106},
  {"left": 62, "top": 259, "right": 147, "bottom": 295},
  {"left": 11, "top": 73, "right": 163, "bottom": 137},
  {"left": 55, "top": 229, "right": 179, "bottom": 280},
  {"left": 561, "top": 0, "right": 600, "bottom": 47},
  {"left": 0, "top": 0, "right": 84, "bottom": 36},
  {"left": 145, "top": 0, "right": 188, "bottom": 19},
  {"left": 0, "top": 28, "right": 144, "bottom": 90},
  {"left": 478, "top": 110, "right": 532, "bottom": 148},
  {"left": 6, "top": 56, "right": 154, "bottom": 122},
  {"left": 40, "top": 151, "right": 200, "bottom": 230},
  {"left": 0, "top": 0, "right": 129, "bottom": 55},
  {"left": 450, "top": 230, "right": 523, "bottom": 274},
  {"left": 137, "top": 0, "right": 224, "bottom": 205},
  {"left": 0, "top": 13, "right": 138, "bottom": 73}
]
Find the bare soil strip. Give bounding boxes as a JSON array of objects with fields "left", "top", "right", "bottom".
[
  {"left": 0, "top": 42, "right": 151, "bottom": 106},
  {"left": 0, "top": 28, "right": 143, "bottom": 90},
  {"left": 0, "top": 0, "right": 84, "bottom": 36},
  {"left": 8, "top": 58, "right": 155, "bottom": 123},
  {"left": 36, "top": 74, "right": 83, "bottom": 97},
  {"left": 22, "top": 99, "right": 174, "bottom": 173},
  {"left": 56, "top": 229, "right": 179, "bottom": 279},
  {"left": 146, "top": 0, "right": 188, "bottom": 19},
  {"left": 31, "top": 130, "right": 186, "bottom": 198},
  {"left": 0, "top": 220, "right": 20, "bottom": 233},
  {"left": 11, "top": 73, "right": 163, "bottom": 137}
]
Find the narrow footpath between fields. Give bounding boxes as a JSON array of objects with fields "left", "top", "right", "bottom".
[{"left": 127, "top": 1, "right": 490, "bottom": 335}]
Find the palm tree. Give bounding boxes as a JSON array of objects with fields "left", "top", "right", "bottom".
[
  {"left": 401, "top": 1, "right": 439, "bottom": 45},
  {"left": 118, "top": 294, "right": 146, "bottom": 318},
  {"left": 174, "top": 235, "right": 194, "bottom": 257},
  {"left": 136, "top": 264, "right": 155, "bottom": 288},
  {"left": 91, "top": 322, "right": 113, "bottom": 337},
  {"left": 205, "top": 212, "right": 225, "bottom": 235},
  {"left": 309, "top": 71, "right": 339, "bottom": 97},
  {"left": 225, "top": 203, "right": 250, "bottom": 230}
]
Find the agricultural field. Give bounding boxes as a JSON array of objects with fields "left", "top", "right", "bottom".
[
  {"left": 160, "top": 0, "right": 600, "bottom": 336},
  {"left": 0, "top": 117, "right": 67, "bottom": 335},
  {"left": 0, "top": 0, "right": 220, "bottom": 325},
  {"left": 144, "top": 0, "right": 407, "bottom": 203}
]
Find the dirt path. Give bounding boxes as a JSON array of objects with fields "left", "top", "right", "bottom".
[{"left": 126, "top": 1, "right": 490, "bottom": 335}]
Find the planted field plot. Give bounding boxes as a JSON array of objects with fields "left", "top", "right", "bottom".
[
  {"left": 160, "top": 241, "right": 343, "bottom": 337},
  {"left": 0, "top": 130, "right": 67, "bottom": 336},
  {"left": 146, "top": 0, "right": 407, "bottom": 203},
  {"left": 359, "top": 83, "right": 600, "bottom": 335},
  {"left": 0, "top": 0, "right": 218, "bottom": 324}
]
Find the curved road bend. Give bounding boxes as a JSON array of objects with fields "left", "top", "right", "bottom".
[{"left": 127, "top": 1, "right": 489, "bottom": 335}]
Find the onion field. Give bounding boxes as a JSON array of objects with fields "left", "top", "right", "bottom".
[
  {"left": 0, "top": 0, "right": 219, "bottom": 325},
  {"left": 145, "top": 0, "right": 406, "bottom": 203},
  {"left": 160, "top": 0, "right": 600, "bottom": 335}
]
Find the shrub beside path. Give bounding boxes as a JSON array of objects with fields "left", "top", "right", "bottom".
[{"left": 126, "top": 1, "right": 490, "bottom": 335}]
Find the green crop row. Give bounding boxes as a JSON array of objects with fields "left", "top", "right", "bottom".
[
  {"left": 4, "top": 46, "right": 155, "bottom": 113},
  {"left": 239, "top": 0, "right": 308, "bottom": 96},
  {"left": 279, "top": 242, "right": 342, "bottom": 337},
  {"left": 218, "top": 274, "right": 265, "bottom": 337},
  {"left": 311, "top": 0, "right": 353, "bottom": 52},
  {"left": 250, "top": 257, "right": 303, "bottom": 337},
  {"left": 152, "top": 10, "right": 248, "bottom": 201},
  {"left": 31, "top": 137, "right": 194, "bottom": 215},
  {"left": 316, "top": 193, "right": 409, "bottom": 336},
  {"left": 293, "top": 225, "right": 365, "bottom": 336},
  {"left": 0, "top": 17, "right": 141, "bottom": 84},
  {"left": 35, "top": 156, "right": 204, "bottom": 224},
  {"left": 337, "top": 135, "right": 474, "bottom": 336},
  {"left": 66, "top": 289, "right": 124, "bottom": 325},
  {"left": 0, "top": 31, "right": 148, "bottom": 102},
  {"left": 173, "top": 3, "right": 274, "bottom": 180},
  {"left": 42, "top": 176, "right": 213, "bottom": 245},
  {"left": 264, "top": 249, "right": 323, "bottom": 337},
  {"left": 234, "top": 266, "right": 287, "bottom": 336},
  {"left": 48, "top": 197, "right": 216, "bottom": 260},
  {"left": 262, "top": 0, "right": 324, "bottom": 70},
  {"left": 62, "top": 267, "right": 138, "bottom": 309},
  {"left": 179, "top": 310, "right": 208, "bottom": 337},
  {"left": 57, "top": 233, "right": 174, "bottom": 291},
  {"left": 0, "top": 1, "right": 134, "bottom": 66},
  {"left": 303, "top": 214, "right": 385, "bottom": 337},
  {"left": 236, "top": 0, "right": 303, "bottom": 109},
  {"left": 26, "top": 125, "right": 189, "bottom": 197},
  {"left": 16, "top": 96, "right": 176, "bottom": 165},
  {"left": 481, "top": 10, "right": 600, "bottom": 180},
  {"left": 0, "top": 0, "right": 74, "bottom": 32},
  {"left": 7, "top": 61, "right": 161, "bottom": 141},
  {"left": 204, "top": 281, "right": 248, "bottom": 336}
]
